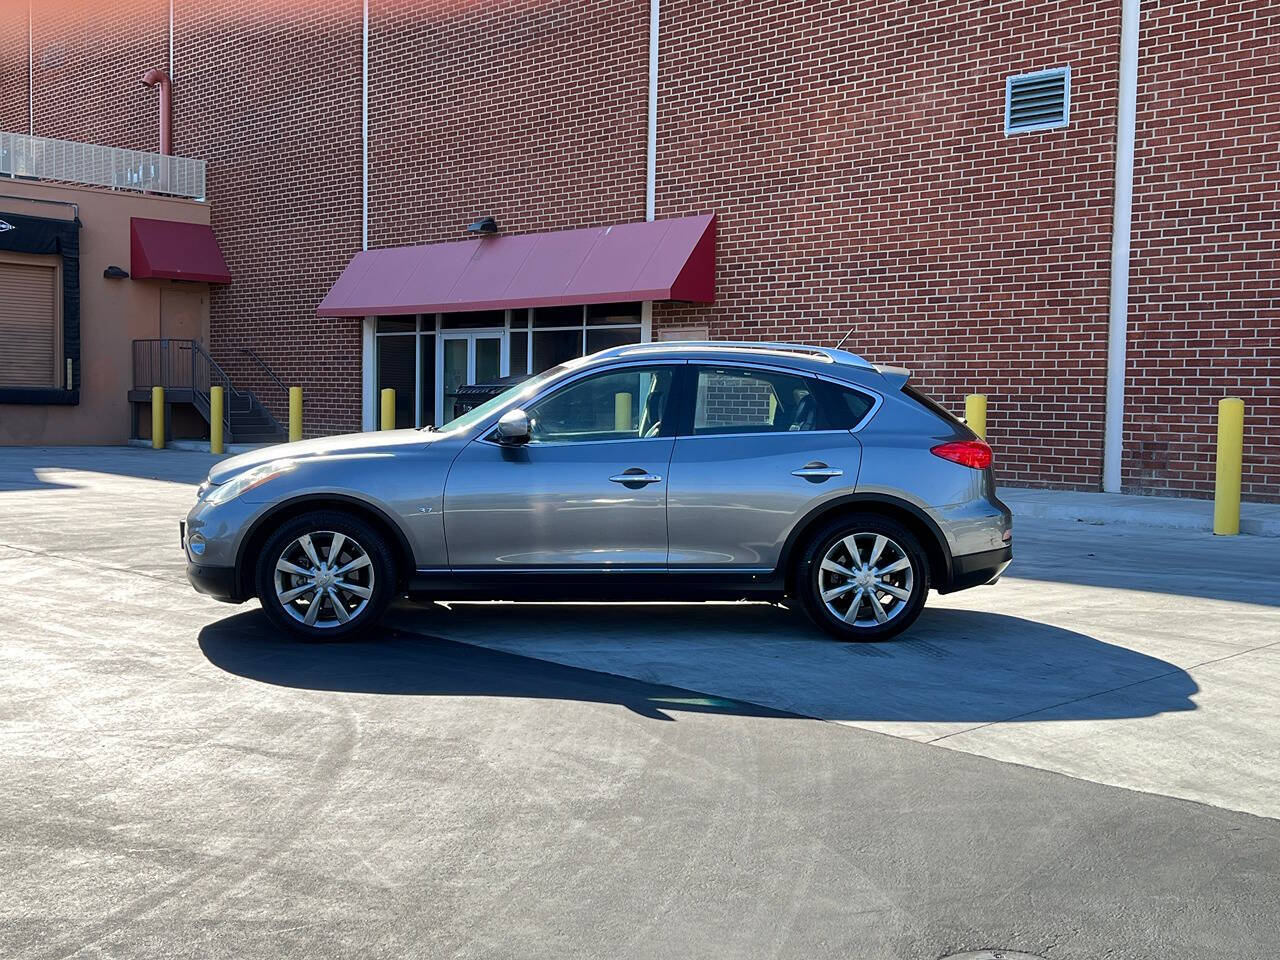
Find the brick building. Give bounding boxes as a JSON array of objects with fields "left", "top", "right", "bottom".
[{"left": 2, "top": 0, "right": 1276, "bottom": 499}]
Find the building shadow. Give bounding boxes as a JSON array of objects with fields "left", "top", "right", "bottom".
[
  {"left": 998, "top": 520, "right": 1280, "bottom": 607},
  {"left": 0, "top": 445, "right": 223, "bottom": 492},
  {"left": 201, "top": 603, "right": 1198, "bottom": 727}
]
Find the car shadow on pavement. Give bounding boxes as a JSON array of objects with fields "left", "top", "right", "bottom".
[
  {"left": 198, "top": 611, "right": 796, "bottom": 721},
  {"left": 200, "top": 603, "right": 1198, "bottom": 729}
]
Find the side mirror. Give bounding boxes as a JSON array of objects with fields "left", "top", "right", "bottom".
[{"left": 495, "top": 408, "right": 531, "bottom": 445}]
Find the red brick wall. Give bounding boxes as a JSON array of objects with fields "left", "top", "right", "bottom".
[
  {"left": 0, "top": 0, "right": 29, "bottom": 133},
  {"left": 12, "top": 0, "right": 1277, "bottom": 500},
  {"left": 173, "top": 2, "right": 365, "bottom": 435},
  {"left": 368, "top": 0, "right": 648, "bottom": 246},
  {"left": 28, "top": 0, "right": 168, "bottom": 152},
  {"left": 1126, "top": 0, "right": 1279, "bottom": 500},
  {"left": 653, "top": 0, "right": 1121, "bottom": 491}
]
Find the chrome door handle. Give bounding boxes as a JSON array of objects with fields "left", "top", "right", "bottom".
[
  {"left": 791, "top": 462, "right": 843, "bottom": 481},
  {"left": 609, "top": 470, "right": 663, "bottom": 485}
]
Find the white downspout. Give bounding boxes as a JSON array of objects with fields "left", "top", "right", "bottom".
[
  {"left": 360, "top": 0, "right": 375, "bottom": 431},
  {"left": 645, "top": 0, "right": 659, "bottom": 222},
  {"left": 1103, "top": 0, "right": 1140, "bottom": 492},
  {"left": 361, "top": 0, "right": 369, "bottom": 252},
  {"left": 642, "top": 0, "right": 659, "bottom": 342},
  {"left": 168, "top": 0, "right": 174, "bottom": 79},
  {"left": 27, "top": 0, "right": 34, "bottom": 134}
]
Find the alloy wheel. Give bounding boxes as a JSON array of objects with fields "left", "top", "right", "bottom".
[
  {"left": 817, "top": 531, "right": 915, "bottom": 627},
  {"left": 273, "top": 530, "right": 375, "bottom": 629}
]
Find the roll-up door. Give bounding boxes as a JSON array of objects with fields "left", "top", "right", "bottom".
[{"left": 0, "top": 256, "right": 60, "bottom": 388}]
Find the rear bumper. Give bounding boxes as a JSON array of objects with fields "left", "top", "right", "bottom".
[
  {"left": 186, "top": 562, "right": 243, "bottom": 603},
  {"left": 941, "top": 546, "right": 1012, "bottom": 593}
]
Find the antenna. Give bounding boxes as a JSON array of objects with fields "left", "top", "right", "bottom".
[{"left": 834, "top": 324, "right": 858, "bottom": 349}]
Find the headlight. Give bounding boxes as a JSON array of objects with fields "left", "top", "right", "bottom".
[{"left": 204, "top": 460, "right": 295, "bottom": 505}]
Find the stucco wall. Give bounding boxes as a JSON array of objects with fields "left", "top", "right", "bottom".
[{"left": 0, "top": 181, "right": 213, "bottom": 445}]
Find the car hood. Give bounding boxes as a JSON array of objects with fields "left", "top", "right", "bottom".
[{"left": 208, "top": 429, "right": 436, "bottom": 484}]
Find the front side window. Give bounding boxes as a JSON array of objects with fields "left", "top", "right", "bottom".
[
  {"left": 692, "top": 367, "right": 820, "bottom": 435},
  {"left": 525, "top": 367, "right": 674, "bottom": 443}
]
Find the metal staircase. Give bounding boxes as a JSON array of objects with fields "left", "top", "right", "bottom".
[{"left": 131, "top": 339, "right": 287, "bottom": 444}]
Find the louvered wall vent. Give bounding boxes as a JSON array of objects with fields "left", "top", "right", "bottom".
[{"left": 1005, "top": 67, "right": 1071, "bottom": 134}]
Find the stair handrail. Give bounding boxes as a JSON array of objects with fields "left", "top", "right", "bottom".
[
  {"left": 131, "top": 338, "right": 285, "bottom": 443},
  {"left": 238, "top": 347, "right": 290, "bottom": 395},
  {"left": 188, "top": 339, "right": 235, "bottom": 441}
]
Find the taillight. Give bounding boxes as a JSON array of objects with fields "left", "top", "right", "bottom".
[{"left": 931, "top": 440, "right": 992, "bottom": 470}]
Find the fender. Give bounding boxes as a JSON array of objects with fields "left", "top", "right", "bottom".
[
  {"left": 777, "top": 492, "right": 955, "bottom": 588},
  {"left": 234, "top": 492, "right": 418, "bottom": 594}
]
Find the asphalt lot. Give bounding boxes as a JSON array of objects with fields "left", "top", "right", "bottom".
[{"left": 3, "top": 446, "right": 1279, "bottom": 960}]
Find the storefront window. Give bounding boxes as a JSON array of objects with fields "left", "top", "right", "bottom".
[
  {"left": 372, "top": 304, "right": 645, "bottom": 427},
  {"left": 441, "top": 310, "right": 505, "bottom": 329},
  {"left": 532, "top": 328, "right": 581, "bottom": 374},
  {"left": 376, "top": 333, "right": 416, "bottom": 429},
  {"left": 376, "top": 316, "right": 415, "bottom": 333}
]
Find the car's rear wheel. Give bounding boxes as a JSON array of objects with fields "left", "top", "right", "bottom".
[
  {"left": 254, "top": 511, "right": 396, "bottom": 641},
  {"left": 793, "top": 513, "right": 930, "bottom": 642}
]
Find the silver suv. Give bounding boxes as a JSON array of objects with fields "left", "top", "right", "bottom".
[{"left": 183, "top": 342, "right": 1011, "bottom": 642}]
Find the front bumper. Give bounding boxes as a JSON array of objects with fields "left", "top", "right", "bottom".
[
  {"left": 186, "top": 562, "right": 243, "bottom": 603},
  {"left": 941, "top": 546, "right": 1012, "bottom": 593}
]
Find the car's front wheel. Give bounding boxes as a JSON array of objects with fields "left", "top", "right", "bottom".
[
  {"left": 254, "top": 511, "right": 396, "bottom": 641},
  {"left": 793, "top": 513, "right": 930, "bottom": 642}
]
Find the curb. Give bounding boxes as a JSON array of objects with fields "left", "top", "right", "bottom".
[
  {"left": 999, "top": 489, "right": 1280, "bottom": 538},
  {"left": 125, "top": 438, "right": 275, "bottom": 456}
]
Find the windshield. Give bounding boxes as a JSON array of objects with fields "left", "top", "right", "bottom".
[{"left": 431, "top": 361, "right": 580, "bottom": 436}]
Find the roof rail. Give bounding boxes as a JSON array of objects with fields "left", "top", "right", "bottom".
[{"left": 606, "top": 341, "right": 876, "bottom": 368}]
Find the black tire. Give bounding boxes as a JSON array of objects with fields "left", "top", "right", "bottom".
[
  {"left": 254, "top": 510, "right": 397, "bottom": 642},
  {"left": 792, "top": 512, "right": 931, "bottom": 642}
]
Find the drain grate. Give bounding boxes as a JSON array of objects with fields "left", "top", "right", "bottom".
[{"left": 940, "top": 953, "right": 1047, "bottom": 960}]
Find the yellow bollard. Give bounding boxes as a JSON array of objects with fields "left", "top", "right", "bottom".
[
  {"left": 965, "top": 393, "right": 988, "bottom": 441},
  {"left": 289, "top": 386, "right": 303, "bottom": 442},
  {"left": 1213, "top": 397, "right": 1244, "bottom": 536},
  {"left": 614, "top": 392, "right": 633, "bottom": 432},
  {"left": 380, "top": 388, "right": 396, "bottom": 431},
  {"left": 151, "top": 386, "right": 165, "bottom": 450},
  {"left": 209, "top": 386, "right": 224, "bottom": 454}
]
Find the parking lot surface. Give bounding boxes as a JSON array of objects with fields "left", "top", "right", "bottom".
[{"left": 3, "top": 446, "right": 1279, "bottom": 960}]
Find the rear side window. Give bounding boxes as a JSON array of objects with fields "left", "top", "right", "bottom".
[{"left": 692, "top": 367, "right": 820, "bottom": 435}]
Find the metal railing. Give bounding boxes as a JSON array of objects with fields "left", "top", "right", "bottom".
[
  {"left": 1, "top": 131, "right": 206, "bottom": 200},
  {"left": 133, "top": 339, "right": 232, "bottom": 439},
  {"left": 239, "top": 346, "right": 291, "bottom": 418}
]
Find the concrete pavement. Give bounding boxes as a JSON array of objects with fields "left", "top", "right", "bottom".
[
  {"left": 393, "top": 518, "right": 1280, "bottom": 819},
  {"left": 3, "top": 445, "right": 1280, "bottom": 959}
]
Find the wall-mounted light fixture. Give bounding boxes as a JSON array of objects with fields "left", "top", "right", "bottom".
[
  {"left": 104, "top": 265, "right": 129, "bottom": 279},
  {"left": 467, "top": 216, "right": 499, "bottom": 235}
]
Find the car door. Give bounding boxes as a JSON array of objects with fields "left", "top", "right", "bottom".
[
  {"left": 665, "top": 363, "right": 870, "bottom": 570},
  {"left": 443, "top": 363, "right": 680, "bottom": 568}
]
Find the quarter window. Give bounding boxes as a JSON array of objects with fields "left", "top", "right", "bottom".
[
  {"left": 526, "top": 367, "right": 674, "bottom": 443},
  {"left": 827, "top": 383, "right": 877, "bottom": 429},
  {"left": 692, "top": 368, "right": 821, "bottom": 435}
]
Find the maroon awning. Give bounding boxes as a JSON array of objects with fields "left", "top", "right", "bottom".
[
  {"left": 317, "top": 213, "right": 714, "bottom": 317},
  {"left": 130, "top": 217, "right": 231, "bottom": 284}
]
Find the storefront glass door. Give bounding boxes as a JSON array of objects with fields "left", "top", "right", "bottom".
[{"left": 438, "top": 331, "right": 504, "bottom": 425}]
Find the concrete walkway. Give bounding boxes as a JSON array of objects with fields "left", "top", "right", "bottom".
[{"left": 1000, "top": 485, "right": 1280, "bottom": 536}]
